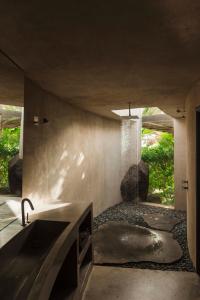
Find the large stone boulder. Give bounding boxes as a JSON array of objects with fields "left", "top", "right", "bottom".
[
  {"left": 8, "top": 154, "right": 22, "bottom": 196},
  {"left": 120, "top": 160, "right": 149, "bottom": 203}
]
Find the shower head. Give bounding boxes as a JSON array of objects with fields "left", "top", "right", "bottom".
[{"left": 120, "top": 103, "right": 139, "bottom": 120}]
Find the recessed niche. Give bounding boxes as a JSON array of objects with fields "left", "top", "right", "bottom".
[
  {"left": 50, "top": 240, "right": 78, "bottom": 300},
  {"left": 79, "top": 244, "right": 92, "bottom": 293},
  {"left": 79, "top": 211, "right": 92, "bottom": 253}
]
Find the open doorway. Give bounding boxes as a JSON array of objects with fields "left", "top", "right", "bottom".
[
  {"left": 196, "top": 107, "right": 200, "bottom": 274},
  {"left": 141, "top": 107, "right": 174, "bottom": 207},
  {"left": 0, "top": 104, "right": 23, "bottom": 197}
]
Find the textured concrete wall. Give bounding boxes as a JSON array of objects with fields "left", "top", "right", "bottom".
[
  {"left": 185, "top": 85, "right": 200, "bottom": 267},
  {"left": 23, "top": 79, "right": 121, "bottom": 216},
  {"left": 174, "top": 119, "right": 187, "bottom": 211}
]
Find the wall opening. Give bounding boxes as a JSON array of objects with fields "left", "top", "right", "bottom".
[
  {"left": 113, "top": 106, "right": 175, "bottom": 206},
  {"left": 0, "top": 104, "right": 23, "bottom": 197},
  {"left": 196, "top": 107, "right": 200, "bottom": 274},
  {"left": 141, "top": 107, "right": 174, "bottom": 206}
]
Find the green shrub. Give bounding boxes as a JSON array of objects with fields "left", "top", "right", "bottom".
[
  {"left": 141, "top": 131, "right": 174, "bottom": 205},
  {"left": 0, "top": 128, "right": 20, "bottom": 189}
]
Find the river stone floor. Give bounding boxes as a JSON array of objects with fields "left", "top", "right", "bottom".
[{"left": 93, "top": 202, "right": 195, "bottom": 272}]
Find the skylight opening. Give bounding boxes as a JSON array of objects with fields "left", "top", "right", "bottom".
[{"left": 112, "top": 109, "right": 138, "bottom": 117}]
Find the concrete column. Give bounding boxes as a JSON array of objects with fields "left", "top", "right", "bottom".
[{"left": 174, "top": 118, "right": 187, "bottom": 211}]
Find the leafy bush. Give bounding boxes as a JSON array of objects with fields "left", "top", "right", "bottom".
[
  {"left": 0, "top": 128, "right": 20, "bottom": 189},
  {"left": 141, "top": 131, "right": 174, "bottom": 205}
]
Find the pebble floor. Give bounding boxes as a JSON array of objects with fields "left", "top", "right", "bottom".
[{"left": 93, "top": 202, "right": 195, "bottom": 272}]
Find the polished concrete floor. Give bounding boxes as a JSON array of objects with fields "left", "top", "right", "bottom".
[{"left": 83, "top": 266, "right": 200, "bottom": 300}]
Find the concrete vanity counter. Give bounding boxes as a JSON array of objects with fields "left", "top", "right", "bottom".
[
  {"left": 0, "top": 201, "right": 93, "bottom": 300},
  {"left": 30, "top": 202, "right": 92, "bottom": 226}
]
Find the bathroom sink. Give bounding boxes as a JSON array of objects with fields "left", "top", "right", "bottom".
[{"left": 0, "top": 219, "right": 69, "bottom": 300}]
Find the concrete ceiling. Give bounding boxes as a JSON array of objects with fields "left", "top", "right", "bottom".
[
  {"left": 0, "top": 53, "right": 23, "bottom": 107},
  {"left": 142, "top": 114, "right": 174, "bottom": 133},
  {"left": 0, "top": 1, "right": 200, "bottom": 118}
]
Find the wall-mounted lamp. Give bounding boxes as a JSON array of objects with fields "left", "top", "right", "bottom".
[
  {"left": 33, "top": 116, "right": 39, "bottom": 126},
  {"left": 33, "top": 116, "right": 49, "bottom": 125},
  {"left": 176, "top": 108, "right": 186, "bottom": 119}
]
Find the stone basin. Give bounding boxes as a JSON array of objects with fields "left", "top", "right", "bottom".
[{"left": 0, "top": 219, "right": 69, "bottom": 300}]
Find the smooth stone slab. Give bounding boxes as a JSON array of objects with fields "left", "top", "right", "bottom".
[
  {"left": 0, "top": 219, "right": 22, "bottom": 247},
  {"left": 0, "top": 218, "right": 17, "bottom": 231},
  {"left": 94, "top": 222, "right": 182, "bottom": 264},
  {"left": 0, "top": 202, "right": 17, "bottom": 231},
  {"left": 143, "top": 213, "right": 182, "bottom": 231}
]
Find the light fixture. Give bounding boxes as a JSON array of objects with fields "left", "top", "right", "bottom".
[
  {"left": 176, "top": 108, "right": 186, "bottom": 119},
  {"left": 33, "top": 116, "right": 49, "bottom": 125},
  {"left": 33, "top": 116, "right": 39, "bottom": 126}
]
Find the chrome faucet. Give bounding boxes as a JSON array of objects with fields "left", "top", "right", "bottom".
[{"left": 21, "top": 198, "right": 34, "bottom": 226}]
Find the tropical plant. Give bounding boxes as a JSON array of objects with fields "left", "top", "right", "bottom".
[
  {"left": 141, "top": 130, "right": 174, "bottom": 205},
  {"left": 0, "top": 128, "right": 20, "bottom": 189},
  {"left": 142, "top": 107, "right": 163, "bottom": 116}
]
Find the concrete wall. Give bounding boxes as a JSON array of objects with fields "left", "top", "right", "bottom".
[
  {"left": 174, "top": 119, "right": 187, "bottom": 211},
  {"left": 185, "top": 85, "right": 200, "bottom": 266},
  {"left": 23, "top": 79, "right": 122, "bottom": 216}
]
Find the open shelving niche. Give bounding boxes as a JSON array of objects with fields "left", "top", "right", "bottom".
[
  {"left": 49, "top": 208, "right": 93, "bottom": 300},
  {"left": 78, "top": 210, "right": 93, "bottom": 296}
]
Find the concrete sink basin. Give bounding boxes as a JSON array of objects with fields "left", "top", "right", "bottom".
[{"left": 0, "top": 219, "right": 69, "bottom": 300}]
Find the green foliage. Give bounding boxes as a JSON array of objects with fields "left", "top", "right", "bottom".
[
  {"left": 142, "top": 107, "right": 162, "bottom": 116},
  {"left": 142, "top": 131, "right": 174, "bottom": 205},
  {"left": 141, "top": 128, "right": 154, "bottom": 136},
  {"left": 0, "top": 128, "right": 20, "bottom": 189}
]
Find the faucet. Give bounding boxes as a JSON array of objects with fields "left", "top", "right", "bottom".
[{"left": 21, "top": 198, "right": 34, "bottom": 226}]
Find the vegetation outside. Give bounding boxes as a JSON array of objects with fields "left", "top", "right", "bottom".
[
  {"left": 141, "top": 128, "right": 174, "bottom": 206},
  {"left": 0, "top": 128, "right": 20, "bottom": 190}
]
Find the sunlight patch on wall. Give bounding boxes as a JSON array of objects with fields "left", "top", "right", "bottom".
[
  {"left": 77, "top": 152, "right": 85, "bottom": 166},
  {"left": 60, "top": 150, "right": 68, "bottom": 160},
  {"left": 60, "top": 169, "right": 68, "bottom": 176},
  {"left": 50, "top": 177, "right": 65, "bottom": 199}
]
